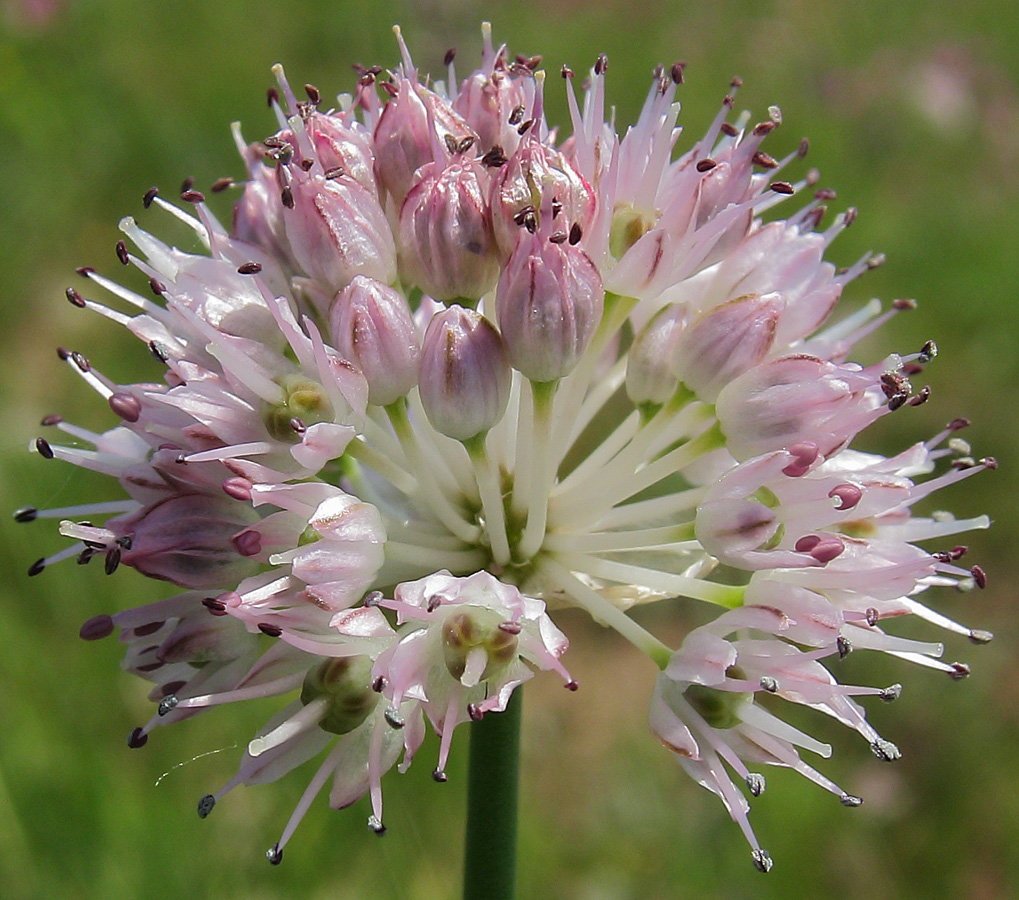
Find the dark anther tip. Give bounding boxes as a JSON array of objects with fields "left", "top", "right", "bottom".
[
  {"left": 371, "top": 675, "right": 387, "bottom": 693},
  {"left": 158, "top": 695, "right": 179, "bottom": 716},
  {"left": 467, "top": 703, "right": 483, "bottom": 722},
  {"left": 104, "top": 546, "right": 121, "bottom": 576},
  {"left": 35, "top": 437, "right": 55, "bottom": 459},
  {"left": 237, "top": 262, "right": 262, "bottom": 275},
  {"left": 127, "top": 727, "right": 148, "bottom": 749},
  {"left": 142, "top": 187, "right": 159, "bottom": 208},
  {"left": 840, "top": 793, "right": 863, "bottom": 808},
  {"left": 266, "top": 843, "right": 283, "bottom": 865},
  {"left": 197, "top": 794, "right": 216, "bottom": 819},
  {"left": 13, "top": 506, "right": 37, "bottom": 523},
  {"left": 880, "top": 684, "right": 902, "bottom": 702},
  {"left": 384, "top": 707, "right": 405, "bottom": 729},
  {"left": 871, "top": 738, "right": 901, "bottom": 762},
  {"left": 746, "top": 773, "right": 766, "bottom": 797},
  {"left": 79, "top": 614, "right": 115, "bottom": 641},
  {"left": 258, "top": 623, "right": 283, "bottom": 638},
  {"left": 948, "top": 662, "right": 971, "bottom": 680},
  {"left": 27, "top": 557, "right": 46, "bottom": 576},
  {"left": 367, "top": 816, "right": 386, "bottom": 835},
  {"left": 751, "top": 848, "right": 773, "bottom": 874},
  {"left": 970, "top": 565, "right": 987, "bottom": 589},
  {"left": 565, "top": 680, "right": 579, "bottom": 692},
  {"left": 432, "top": 768, "right": 448, "bottom": 783},
  {"left": 116, "top": 240, "right": 130, "bottom": 265}
]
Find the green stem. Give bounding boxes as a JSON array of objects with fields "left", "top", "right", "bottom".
[{"left": 463, "top": 689, "right": 522, "bottom": 900}]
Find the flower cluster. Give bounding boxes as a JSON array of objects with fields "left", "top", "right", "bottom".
[{"left": 20, "top": 24, "right": 993, "bottom": 871}]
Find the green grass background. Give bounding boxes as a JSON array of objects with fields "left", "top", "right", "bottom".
[{"left": 1, "top": 0, "right": 1016, "bottom": 897}]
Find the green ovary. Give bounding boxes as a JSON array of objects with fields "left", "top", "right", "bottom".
[
  {"left": 301, "top": 656, "right": 378, "bottom": 735},
  {"left": 264, "top": 375, "right": 335, "bottom": 441}
]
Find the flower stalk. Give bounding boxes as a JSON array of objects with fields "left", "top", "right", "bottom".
[{"left": 463, "top": 690, "right": 522, "bottom": 900}]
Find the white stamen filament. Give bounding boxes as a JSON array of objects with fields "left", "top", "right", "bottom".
[
  {"left": 248, "top": 696, "right": 330, "bottom": 758},
  {"left": 553, "top": 550, "right": 744, "bottom": 609}
]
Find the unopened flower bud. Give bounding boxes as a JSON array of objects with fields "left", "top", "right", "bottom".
[
  {"left": 303, "top": 112, "right": 376, "bottom": 192},
  {"left": 496, "top": 230, "right": 603, "bottom": 382},
  {"left": 282, "top": 169, "right": 396, "bottom": 295},
  {"left": 672, "top": 292, "right": 784, "bottom": 401},
  {"left": 490, "top": 141, "right": 595, "bottom": 259},
  {"left": 419, "top": 305, "right": 510, "bottom": 440},
  {"left": 329, "top": 277, "right": 421, "bottom": 406},
  {"left": 397, "top": 159, "right": 501, "bottom": 303},
  {"left": 374, "top": 80, "right": 473, "bottom": 206},
  {"left": 626, "top": 303, "right": 686, "bottom": 406}
]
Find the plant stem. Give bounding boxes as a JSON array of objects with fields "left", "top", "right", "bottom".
[{"left": 462, "top": 689, "right": 522, "bottom": 900}]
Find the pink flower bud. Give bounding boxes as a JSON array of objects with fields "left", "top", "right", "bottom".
[
  {"left": 281, "top": 168, "right": 396, "bottom": 295},
  {"left": 397, "top": 159, "right": 501, "bottom": 303},
  {"left": 232, "top": 150, "right": 294, "bottom": 267},
  {"left": 328, "top": 276, "right": 421, "bottom": 406},
  {"left": 495, "top": 229, "right": 603, "bottom": 382},
  {"left": 454, "top": 63, "right": 534, "bottom": 157},
  {"left": 672, "top": 292, "right": 784, "bottom": 401},
  {"left": 490, "top": 140, "right": 595, "bottom": 259},
  {"left": 304, "top": 112, "right": 377, "bottom": 192},
  {"left": 374, "top": 80, "right": 473, "bottom": 207},
  {"left": 626, "top": 303, "right": 686, "bottom": 406},
  {"left": 419, "top": 305, "right": 510, "bottom": 440}
]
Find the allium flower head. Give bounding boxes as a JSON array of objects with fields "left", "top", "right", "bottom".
[{"left": 22, "top": 23, "right": 995, "bottom": 873}]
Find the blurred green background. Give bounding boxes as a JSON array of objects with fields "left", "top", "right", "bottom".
[{"left": 1, "top": 0, "right": 1016, "bottom": 898}]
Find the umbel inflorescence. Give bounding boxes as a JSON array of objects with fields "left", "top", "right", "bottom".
[{"left": 20, "top": 24, "right": 994, "bottom": 872}]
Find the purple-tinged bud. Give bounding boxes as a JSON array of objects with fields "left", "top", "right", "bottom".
[
  {"left": 302, "top": 112, "right": 376, "bottom": 192},
  {"left": 672, "top": 292, "right": 784, "bottom": 401},
  {"left": 329, "top": 276, "right": 421, "bottom": 406},
  {"left": 626, "top": 304, "right": 686, "bottom": 406},
  {"left": 281, "top": 168, "right": 396, "bottom": 296},
  {"left": 490, "top": 141, "right": 595, "bottom": 259},
  {"left": 374, "top": 80, "right": 474, "bottom": 207},
  {"left": 419, "top": 305, "right": 510, "bottom": 440},
  {"left": 397, "top": 159, "right": 501, "bottom": 303},
  {"left": 495, "top": 230, "right": 603, "bottom": 382},
  {"left": 231, "top": 141, "right": 294, "bottom": 266},
  {"left": 455, "top": 69, "right": 533, "bottom": 157}
]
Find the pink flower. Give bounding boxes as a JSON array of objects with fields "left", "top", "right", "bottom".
[{"left": 23, "top": 25, "right": 993, "bottom": 873}]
